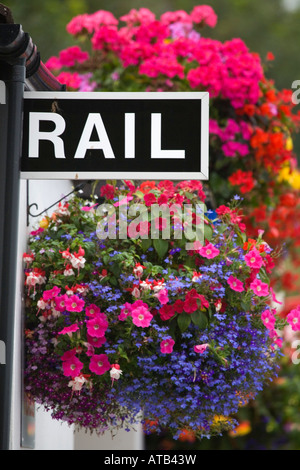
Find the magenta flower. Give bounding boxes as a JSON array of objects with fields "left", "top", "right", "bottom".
[
  {"left": 131, "top": 300, "right": 149, "bottom": 309},
  {"left": 144, "top": 193, "right": 157, "bottom": 207},
  {"left": 227, "top": 275, "right": 244, "bottom": 293},
  {"left": 43, "top": 286, "right": 61, "bottom": 301},
  {"left": 199, "top": 243, "right": 220, "bottom": 259},
  {"left": 244, "top": 248, "right": 263, "bottom": 270},
  {"left": 61, "top": 348, "right": 77, "bottom": 362},
  {"left": 118, "top": 302, "right": 133, "bottom": 321},
  {"left": 54, "top": 294, "right": 69, "bottom": 312},
  {"left": 194, "top": 344, "right": 209, "bottom": 354},
  {"left": 154, "top": 217, "right": 168, "bottom": 231},
  {"left": 261, "top": 310, "right": 276, "bottom": 330},
  {"left": 89, "top": 354, "right": 111, "bottom": 376},
  {"left": 155, "top": 289, "right": 169, "bottom": 305},
  {"left": 86, "top": 313, "right": 108, "bottom": 338},
  {"left": 58, "top": 323, "right": 79, "bottom": 336},
  {"left": 65, "top": 295, "right": 85, "bottom": 312},
  {"left": 190, "top": 5, "right": 218, "bottom": 28},
  {"left": 62, "top": 356, "right": 84, "bottom": 378},
  {"left": 86, "top": 304, "right": 101, "bottom": 317},
  {"left": 160, "top": 338, "right": 175, "bottom": 354},
  {"left": 131, "top": 306, "right": 153, "bottom": 328},
  {"left": 250, "top": 278, "right": 269, "bottom": 297},
  {"left": 287, "top": 307, "right": 300, "bottom": 332},
  {"left": 270, "top": 287, "right": 283, "bottom": 305},
  {"left": 87, "top": 334, "right": 107, "bottom": 348}
]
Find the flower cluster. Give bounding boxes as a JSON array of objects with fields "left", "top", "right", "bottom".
[
  {"left": 45, "top": 4, "right": 300, "bottom": 293},
  {"left": 24, "top": 181, "right": 288, "bottom": 439}
]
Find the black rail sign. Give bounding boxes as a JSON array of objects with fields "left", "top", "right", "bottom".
[{"left": 21, "top": 92, "right": 209, "bottom": 180}]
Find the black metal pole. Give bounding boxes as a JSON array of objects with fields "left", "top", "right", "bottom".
[
  {"left": 0, "top": 57, "right": 26, "bottom": 450},
  {"left": 0, "top": 5, "right": 66, "bottom": 449}
]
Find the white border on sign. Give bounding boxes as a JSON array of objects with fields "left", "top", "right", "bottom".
[{"left": 21, "top": 92, "right": 209, "bottom": 181}]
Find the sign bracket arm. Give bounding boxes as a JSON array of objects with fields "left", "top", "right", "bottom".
[{"left": 27, "top": 180, "right": 92, "bottom": 223}]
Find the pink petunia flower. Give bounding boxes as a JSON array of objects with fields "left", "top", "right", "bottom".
[
  {"left": 89, "top": 354, "right": 111, "bottom": 376},
  {"left": 43, "top": 286, "right": 61, "bottom": 301},
  {"left": 86, "top": 304, "right": 101, "bottom": 317},
  {"left": 261, "top": 310, "right": 276, "bottom": 330},
  {"left": 86, "top": 313, "right": 108, "bottom": 338},
  {"left": 131, "top": 300, "right": 149, "bottom": 309},
  {"left": 131, "top": 306, "right": 153, "bottom": 327},
  {"left": 118, "top": 302, "right": 133, "bottom": 321},
  {"left": 287, "top": 307, "right": 300, "bottom": 332},
  {"left": 58, "top": 323, "right": 79, "bottom": 336},
  {"left": 160, "top": 338, "right": 175, "bottom": 354},
  {"left": 85, "top": 342, "right": 95, "bottom": 357},
  {"left": 244, "top": 248, "right": 263, "bottom": 270},
  {"left": 227, "top": 275, "right": 244, "bottom": 293},
  {"left": 268, "top": 329, "right": 283, "bottom": 349},
  {"left": 65, "top": 295, "right": 85, "bottom": 313},
  {"left": 194, "top": 344, "right": 209, "bottom": 354},
  {"left": 87, "top": 334, "right": 107, "bottom": 348},
  {"left": 81, "top": 203, "right": 98, "bottom": 212},
  {"left": 61, "top": 348, "right": 77, "bottom": 362},
  {"left": 270, "top": 287, "right": 283, "bottom": 305},
  {"left": 62, "top": 356, "right": 84, "bottom": 378},
  {"left": 199, "top": 243, "right": 220, "bottom": 259},
  {"left": 54, "top": 294, "right": 69, "bottom": 312},
  {"left": 250, "top": 278, "right": 269, "bottom": 297},
  {"left": 155, "top": 288, "right": 169, "bottom": 305}
]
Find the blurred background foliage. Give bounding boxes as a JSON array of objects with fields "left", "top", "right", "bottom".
[{"left": 4, "top": 0, "right": 300, "bottom": 90}]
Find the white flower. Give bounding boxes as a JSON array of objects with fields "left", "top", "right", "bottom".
[
  {"left": 140, "top": 281, "right": 152, "bottom": 291},
  {"left": 153, "top": 282, "right": 166, "bottom": 293},
  {"left": 70, "top": 254, "right": 86, "bottom": 269},
  {"left": 75, "top": 285, "right": 88, "bottom": 295},
  {"left": 51, "top": 309, "right": 61, "bottom": 319},
  {"left": 64, "top": 267, "right": 75, "bottom": 277},
  {"left": 131, "top": 287, "right": 140, "bottom": 298},
  {"left": 110, "top": 365, "right": 122, "bottom": 381},
  {"left": 68, "top": 375, "right": 86, "bottom": 392},
  {"left": 37, "top": 299, "right": 46, "bottom": 310},
  {"left": 133, "top": 266, "right": 144, "bottom": 278},
  {"left": 26, "top": 272, "right": 46, "bottom": 287}
]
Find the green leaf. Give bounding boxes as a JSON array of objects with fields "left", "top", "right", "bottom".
[
  {"left": 191, "top": 311, "right": 208, "bottom": 329},
  {"left": 177, "top": 313, "right": 191, "bottom": 333},
  {"left": 109, "top": 276, "right": 118, "bottom": 287},
  {"left": 168, "top": 317, "right": 178, "bottom": 340},
  {"left": 141, "top": 238, "right": 152, "bottom": 252},
  {"left": 153, "top": 239, "right": 169, "bottom": 259},
  {"left": 204, "top": 224, "right": 213, "bottom": 242},
  {"left": 259, "top": 267, "right": 270, "bottom": 285},
  {"left": 241, "top": 300, "right": 251, "bottom": 312},
  {"left": 134, "top": 190, "right": 145, "bottom": 199},
  {"left": 185, "top": 191, "right": 197, "bottom": 200}
]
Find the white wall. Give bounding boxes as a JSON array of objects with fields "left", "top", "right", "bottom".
[
  {"left": 11, "top": 179, "right": 143, "bottom": 451},
  {"left": 12, "top": 179, "right": 75, "bottom": 450}
]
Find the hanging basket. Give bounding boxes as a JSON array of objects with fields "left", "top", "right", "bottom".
[{"left": 24, "top": 180, "right": 284, "bottom": 439}]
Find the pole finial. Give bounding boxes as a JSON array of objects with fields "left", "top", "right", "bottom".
[{"left": 0, "top": 4, "right": 14, "bottom": 24}]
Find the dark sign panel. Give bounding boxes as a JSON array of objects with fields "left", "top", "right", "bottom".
[{"left": 21, "top": 92, "right": 209, "bottom": 180}]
